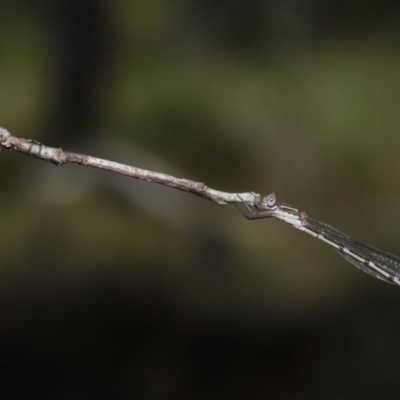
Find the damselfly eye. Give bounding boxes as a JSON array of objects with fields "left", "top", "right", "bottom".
[{"left": 264, "top": 193, "right": 276, "bottom": 208}]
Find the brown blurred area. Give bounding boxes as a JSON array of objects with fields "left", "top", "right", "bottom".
[{"left": 1, "top": 0, "right": 400, "bottom": 398}]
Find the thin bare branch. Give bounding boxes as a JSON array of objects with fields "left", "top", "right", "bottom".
[{"left": 0, "top": 127, "right": 261, "bottom": 208}]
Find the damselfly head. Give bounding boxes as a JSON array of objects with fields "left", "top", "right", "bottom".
[{"left": 260, "top": 193, "right": 277, "bottom": 209}]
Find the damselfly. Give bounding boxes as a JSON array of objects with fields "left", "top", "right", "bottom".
[{"left": 235, "top": 193, "right": 400, "bottom": 285}]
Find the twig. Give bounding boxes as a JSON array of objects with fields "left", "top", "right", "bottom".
[{"left": 0, "top": 127, "right": 261, "bottom": 208}]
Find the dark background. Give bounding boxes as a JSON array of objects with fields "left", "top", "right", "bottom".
[{"left": 1, "top": 0, "right": 400, "bottom": 398}]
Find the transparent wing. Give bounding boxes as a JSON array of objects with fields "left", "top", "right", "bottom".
[{"left": 305, "top": 217, "right": 400, "bottom": 284}]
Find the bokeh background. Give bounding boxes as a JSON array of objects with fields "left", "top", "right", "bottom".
[{"left": 1, "top": 0, "right": 400, "bottom": 398}]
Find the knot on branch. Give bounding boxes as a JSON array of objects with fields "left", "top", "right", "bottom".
[
  {"left": 196, "top": 182, "right": 207, "bottom": 192},
  {"left": 1, "top": 136, "right": 18, "bottom": 151},
  {"left": 51, "top": 148, "right": 67, "bottom": 166},
  {"left": 0, "top": 127, "right": 11, "bottom": 143}
]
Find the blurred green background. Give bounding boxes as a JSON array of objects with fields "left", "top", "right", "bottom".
[{"left": 1, "top": 0, "right": 400, "bottom": 398}]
